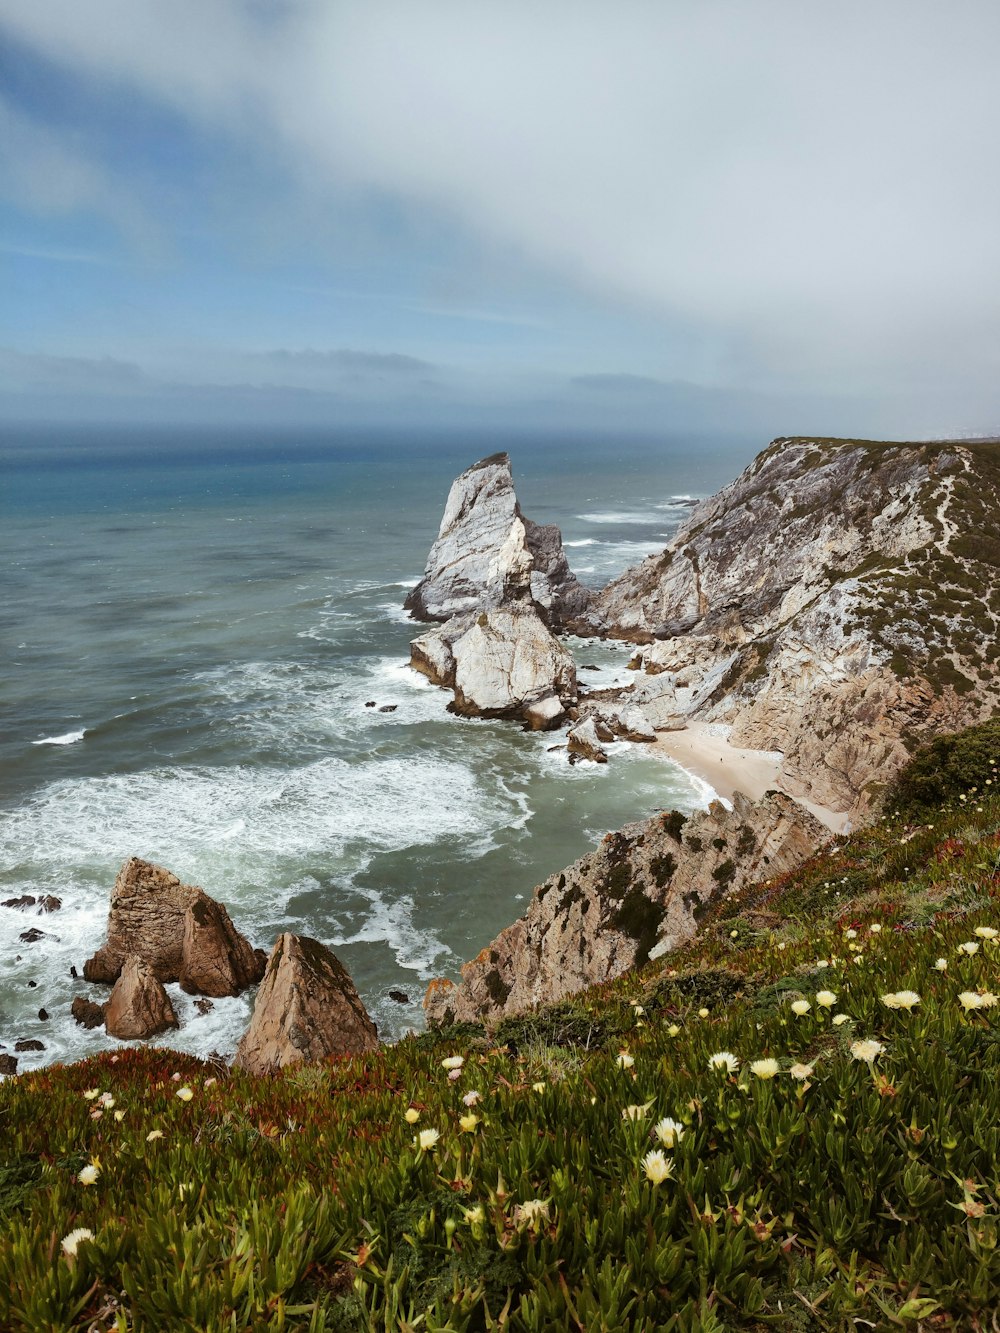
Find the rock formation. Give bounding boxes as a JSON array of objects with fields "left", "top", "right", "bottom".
[
  {"left": 404, "top": 452, "right": 590, "bottom": 629},
  {"left": 84, "top": 857, "right": 265, "bottom": 996},
  {"left": 71, "top": 996, "right": 107, "bottom": 1030},
  {"left": 582, "top": 437, "right": 1000, "bottom": 817},
  {"left": 411, "top": 605, "right": 577, "bottom": 728},
  {"left": 425, "top": 791, "right": 825, "bottom": 1025},
  {"left": 406, "top": 454, "right": 588, "bottom": 726},
  {"left": 105, "top": 957, "right": 179, "bottom": 1040},
  {"left": 566, "top": 718, "right": 608, "bottom": 764},
  {"left": 234, "top": 933, "right": 378, "bottom": 1075}
]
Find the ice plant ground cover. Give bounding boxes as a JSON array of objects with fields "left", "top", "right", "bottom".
[{"left": 3, "top": 729, "right": 1000, "bottom": 1328}]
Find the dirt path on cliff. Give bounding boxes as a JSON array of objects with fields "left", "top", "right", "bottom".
[{"left": 653, "top": 722, "right": 851, "bottom": 835}]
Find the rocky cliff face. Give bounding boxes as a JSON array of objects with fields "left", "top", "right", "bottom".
[
  {"left": 425, "top": 791, "right": 824, "bottom": 1025},
  {"left": 587, "top": 438, "right": 1000, "bottom": 816},
  {"left": 407, "top": 452, "right": 588, "bottom": 725}
]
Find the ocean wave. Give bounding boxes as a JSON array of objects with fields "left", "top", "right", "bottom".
[
  {"left": 577, "top": 509, "right": 668, "bottom": 525},
  {"left": 31, "top": 729, "right": 86, "bottom": 747}
]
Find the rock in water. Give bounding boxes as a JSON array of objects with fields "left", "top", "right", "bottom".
[
  {"left": 411, "top": 605, "right": 577, "bottom": 727},
  {"left": 71, "top": 996, "right": 108, "bottom": 1029},
  {"left": 425, "top": 791, "right": 825, "bottom": 1025},
  {"left": 404, "top": 452, "right": 590, "bottom": 629},
  {"left": 84, "top": 857, "right": 265, "bottom": 996},
  {"left": 233, "top": 933, "right": 378, "bottom": 1075},
  {"left": 105, "top": 957, "right": 179, "bottom": 1040},
  {"left": 566, "top": 717, "right": 608, "bottom": 764}
]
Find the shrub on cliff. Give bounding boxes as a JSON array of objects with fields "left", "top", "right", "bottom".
[{"left": 887, "top": 717, "right": 1000, "bottom": 820}]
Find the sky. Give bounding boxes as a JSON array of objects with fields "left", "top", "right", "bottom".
[{"left": 1, "top": 1, "right": 999, "bottom": 438}]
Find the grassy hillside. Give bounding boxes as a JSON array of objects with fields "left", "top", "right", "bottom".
[{"left": 3, "top": 729, "right": 1000, "bottom": 1330}]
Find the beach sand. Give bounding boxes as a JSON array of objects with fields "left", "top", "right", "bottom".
[{"left": 653, "top": 722, "right": 850, "bottom": 835}]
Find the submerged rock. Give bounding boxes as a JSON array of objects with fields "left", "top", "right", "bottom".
[
  {"left": 233, "top": 933, "right": 378, "bottom": 1075},
  {"left": 425, "top": 791, "right": 825, "bottom": 1026},
  {"left": 84, "top": 857, "right": 264, "bottom": 997},
  {"left": 105, "top": 957, "right": 179, "bottom": 1041}
]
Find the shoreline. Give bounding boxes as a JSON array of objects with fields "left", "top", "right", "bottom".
[{"left": 652, "top": 721, "right": 851, "bottom": 835}]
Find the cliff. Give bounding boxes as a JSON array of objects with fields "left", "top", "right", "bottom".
[{"left": 586, "top": 437, "right": 1000, "bottom": 816}]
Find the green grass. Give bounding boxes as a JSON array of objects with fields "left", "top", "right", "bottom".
[{"left": 5, "top": 749, "right": 1000, "bottom": 1327}]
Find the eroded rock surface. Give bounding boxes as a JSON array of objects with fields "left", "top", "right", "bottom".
[
  {"left": 584, "top": 437, "right": 1000, "bottom": 817},
  {"left": 105, "top": 957, "right": 179, "bottom": 1040},
  {"left": 71, "top": 996, "right": 107, "bottom": 1029},
  {"left": 405, "top": 452, "right": 590, "bottom": 629},
  {"left": 425, "top": 791, "right": 825, "bottom": 1025},
  {"left": 84, "top": 857, "right": 264, "bottom": 996},
  {"left": 233, "top": 933, "right": 378, "bottom": 1075}
]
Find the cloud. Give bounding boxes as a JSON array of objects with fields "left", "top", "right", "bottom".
[
  {"left": 260, "top": 348, "right": 434, "bottom": 377},
  {"left": 0, "top": 347, "right": 147, "bottom": 394},
  {"left": 1, "top": 2, "right": 999, "bottom": 408}
]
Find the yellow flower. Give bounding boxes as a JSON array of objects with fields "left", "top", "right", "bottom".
[
  {"left": 849, "top": 1039, "right": 885, "bottom": 1063},
  {"left": 532, "top": 1081, "right": 546, "bottom": 1094},
  {"left": 441, "top": 1055, "right": 464, "bottom": 1070},
  {"left": 621, "top": 1102, "right": 652, "bottom": 1121},
  {"left": 462, "top": 1204, "right": 485, "bottom": 1225},
  {"left": 82, "top": 1089, "right": 99, "bottom": 1101},
  {"left": 815, "top": 990, "right": 837, "bottom": 1007},
  {"left": 175, "top": 1087, "right": 193, "bottom": 1102},
  {"left": 459, "top": 1113, "right": 480, "bottom": 1132},
  {"left": 666, "top": 1024, "right": 681, "bottom": 1037},
  {"left": 113, "top": 1110, "right": 125, "bottom": 1122},
  {"left": 145, "top": 1129, "right": 164, "bottom": 1142},
  {"left": 404, "top": 1107, "right": 420, "bottom": 1124},
  {"left": 750, "top": 1058, "right": 780, "bottom": 1079},
  {"left": 416, "top": 1128, "right": 440, "bottom": 1151},
  {"left": 790, "top": 999, "right": 811, "bottom": 1016},
  {"left": 642, "top": 1150, "right": 674, "bottom": 1185},
  {"left": 959, "top": 941, "right": 980, "bottom": 956},
  {"left": 975, "top": 927, "right": 998, "bottom": 940},
  {"left": 882, "top": 990, "right": 920, "bottom": 1012},
  {"left": 77, "top": 1163, "right": 100, "bottom": 1186},
  {"left": 653, "top": 1117, "right": 685, "bottom": 1148},
  {"left": 697, "top": 1007, "right": 710, "bottom": 1018},
  {"left": 959, "top": 991, "right": 985, "bottom": 1012},
  {"left": 61, "top": 1228, "right": 95, "bottom": 1257},
  {"left": 708, "top": 1051, "right": 739, "bottom": 1073}
]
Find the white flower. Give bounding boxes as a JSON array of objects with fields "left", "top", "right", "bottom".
[
  {"left": 789, "top": 1063, "right": 814, "bottom": 1081},
  {"left": 621, "top": 1103, "right": 651, "bottom": 1121},
  {"left": 844, "top": 929, "right": 858, "bottom": 939},
  {"left": 934, "top": 958, "right": 948, "bottom": 971},
  {"left": 654, "top": 1117, "right": 685, "bottom": 1148},
  {"left": 175, "top": 1086, "right": 193, "bottom": 1102},
  {"left": 816, "top": 990, "right": 837, "bottom": 1007},
  {"left": 642, "top": 1150, "right": 674, "bottom": 1185},
  {"left": 959, "top": 991, "right": 985, "bottom": 1012},
  {"left": 790, "top": 999, "right": 811, "bottom": 1016},
  {"left": 82, "top": 1089, "right": 99, "bottom": 1101},
  {"left": 708, "top": 1051, "right": 739, "bottom": 1073},
  {"left": 98, "top": 1092, "right": 115, "bottom": 1108},
  {"left": 750, "top": 1058, "right": 780, "bottom": 1079},
  {"left": 441, "top": 1055, "right": 464, "bottom": 1070},
  {"left": 514, "top": 1198, "right": 550, "bottom": 1226},
  {"left": 416, "top": 1128, "right": 440, "bottom": 1151},
  {"left": 959, "top": 941, "right": 980, "bottom": 956},
  {"left": 975, "top": 927, "right": 998, "bottom": 940},
  {"left": 61, "top": 1228, "right": 95, "bottom": 1257},
  {"left": 462, "top": 1090, "right": 481, "bottom": 1107},
  {"left": 869, "top": 923, "right": 882, "bottom": 934},
  {"left": 831, "top": 1013, "right": 850, "bottom": 1026},
  {"left": 145, "top": 1129, "right": 164, "bottom": 1142},
  {"left": 980, "top": 991, "right": 999, "bottom": 1008},
  {"left": 850, "top": 1039, "right": 885, "bottom": 1063},
  {"left": 462, "top": 1204, "right": 485, "bottom": 1225},
  {"left": 616, "top": 1051, "right": 635, "bottom": 1070},
  {"left": 77, "top": 1163, "right": 100, "bottom": 1186},
  {"left": 404, "top": 1107, "right": 420, "bottom": 1124},
  {"left": 882, "top": 990, "right": 920, "bottom": 1012}
]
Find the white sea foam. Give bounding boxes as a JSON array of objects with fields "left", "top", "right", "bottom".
[
  {"left": 577, "top": 510, "right": 667, "bottom": 525},
  {"left": 31, "top": 729, "right": 86, "bottom": 747},
  {"left": 564, "top": 538, "right": 598, "bottom": 547}
]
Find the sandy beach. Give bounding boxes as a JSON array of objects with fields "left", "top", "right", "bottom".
[{"left": 653, "top": 722, "right": 850, "bottom": 835}]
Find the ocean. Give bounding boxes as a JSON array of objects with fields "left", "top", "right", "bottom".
[{"left": 0, "top": 423, "right": 756, "bottom": 1070}]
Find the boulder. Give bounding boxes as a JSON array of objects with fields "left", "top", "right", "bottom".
[
  {"left": 233, "top": 933, "right": 378, "bottom": 1075},
  {"left": 14, "top": 1039, "right": 44, "bottom": 1052},
  {"left": 84, "top": 858, "right": 265, "bottom": 997},
  {"left": 404, "top": 452, "right": 590, "bottom": 629},
  {"left": 0, "top": 1054, "right": 17, "bottom": 1076},
  {"left": 523, "top": 695, "right": 566, "bottom": 731},
  {"left": 71, "top": 996, "right": 108, "bottom": 1029},
  {"left": 566, "top": 718, "right": 608, "bottom": 764},
  {"left": 105, "top": 957, "right": 179, "bottom": 1040}
]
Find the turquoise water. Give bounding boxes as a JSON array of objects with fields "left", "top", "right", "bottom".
[{"left": 0, "top": 424, "right": 755, "bottom": 1068}]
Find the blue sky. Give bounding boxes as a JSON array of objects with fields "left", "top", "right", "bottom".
[{"left": 2, "top": 1, "right": 1000, "bottom": 436}]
